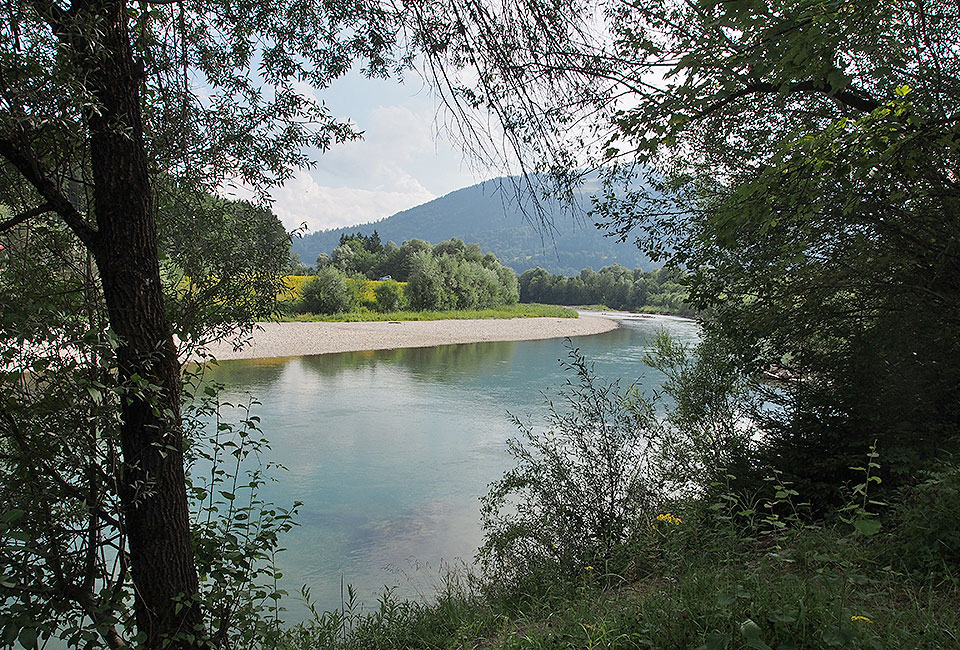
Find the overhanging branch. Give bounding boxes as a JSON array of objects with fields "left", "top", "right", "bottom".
[
  {"left": 0, "top": 136, "right": 97, "bottom": 247},
  {"left": 694, "top": 79, "right": 882, "bottom": 122},
  {"left": 0, "top": 203, "right": 53, "bottom": 234}
]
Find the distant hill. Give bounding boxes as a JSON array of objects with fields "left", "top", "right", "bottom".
[{"left": 291, "top": 177, "right": 649, "bottom": 276}]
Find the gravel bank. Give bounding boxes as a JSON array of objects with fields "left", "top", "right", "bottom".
[{"left": 200, "top": 314, "right": 618, "bottom": 360}]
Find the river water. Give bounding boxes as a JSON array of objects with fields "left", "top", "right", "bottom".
[{"left": 198, "top": 314, "right": 699, "bottom": 619}]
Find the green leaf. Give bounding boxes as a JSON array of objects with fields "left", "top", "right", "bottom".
[
  {"left": 699, "top": 632, "right": 729, "bottom": 650},
  {"left": 853, "top": 519, "right": 881, "bottom": 535},
  {"left": 18, "top": 628, "right": 37, "bottom": 650},
  {"left": 0, "top": 509, "right": 25, "bottom": 525},
  {"left": 740, "top": 620, "right": 773, "bottom": 650},
  {"left": 716, "top": 592, "right": 736, "bottom": 607}
]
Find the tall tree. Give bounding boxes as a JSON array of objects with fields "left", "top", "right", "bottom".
[
  {"left": 1, "top": 1, "right": 399, "bottom": 646},
  {"left": 416, "top": 0, "right": 960, "bottom": 492}
]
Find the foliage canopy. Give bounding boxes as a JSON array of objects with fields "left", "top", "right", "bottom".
[
  {"left": 0, "top": 1, "right": 411, "bottom": 647},
  {"left": 419, "top": 0, "right": 960, "bottom": 493}
]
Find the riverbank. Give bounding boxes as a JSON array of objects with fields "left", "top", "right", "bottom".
[
  {"left": 199, "top": 313, "right": 619, "bottom": 360},
  {"left": 281, "top": 302, "right": 576, "bottom": 322}
]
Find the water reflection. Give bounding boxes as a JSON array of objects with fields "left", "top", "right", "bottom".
[
  {"left": 298, "top": 340, "right": 520, "bottom": 382},
  {"left": 199, "top": 316, "right": 698, "bottom": 618}
]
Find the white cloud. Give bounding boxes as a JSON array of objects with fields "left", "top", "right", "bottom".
[
  {"left": 311, "top": 103, "right": 467, "bottom": 191},
  {"left": 263, "top": 71, "right": 498, "bottom": 232},
  {"left": 270, "top": 169, "right": 436, "bottom": 233},
  {"left": 267, "top": 101, "right": 484, "bottom": 232}
]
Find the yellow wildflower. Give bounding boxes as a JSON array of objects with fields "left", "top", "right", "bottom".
[
  {"left": 584, "top": 565, "right": 594, "bottom": 570},
  {"left": 851, "top": 616, "right": 873, "bottom": 623},
  {"left": 655, "top": 513, "right": 682, "bottom": 525}
]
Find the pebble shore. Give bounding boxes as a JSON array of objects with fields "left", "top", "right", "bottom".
[{"left": 200, "top": 314, "right": 619, "bottom": 360}]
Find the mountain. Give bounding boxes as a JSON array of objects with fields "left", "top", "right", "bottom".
[{"left": 291, "top": 177, "right": 649, "bottom": 276}]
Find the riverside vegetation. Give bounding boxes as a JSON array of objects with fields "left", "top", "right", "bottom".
[
  {"left": 518, "top": 266, "right": 694, "bottom": 317},
  {"left": 4, "top": 0, "right": 958, "bottom": 648},
  {"left": 283, "top": 235, "right": 577, "bottom": 321},
  {"left": 272, "top": 340, "right": 960, "bottom": 650},
  {"left": 289, "top": 232, "right": 693, "bottom": 319}
]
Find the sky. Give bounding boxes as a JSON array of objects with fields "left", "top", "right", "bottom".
[{"left": 259, "top": 70, "right": 496, "bottom": 234}]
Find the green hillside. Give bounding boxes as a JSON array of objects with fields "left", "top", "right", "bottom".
[{"left": 291, "top": 178, "right": 649, "bottom": 275}]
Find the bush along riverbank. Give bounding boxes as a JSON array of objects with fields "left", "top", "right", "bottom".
[
  {"left": 279, "top": 338, "right": 959, "bottom": 650},
  {"left": 282, "top": 237, "right": 523, "bottom": 318}
]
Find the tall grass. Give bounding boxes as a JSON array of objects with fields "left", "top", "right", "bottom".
[
  {"left": 275, "top": 341, "right": 960, "bottom": 650},
  {"left": 279, "top": 472, "right": 960, "bottom": 649}
]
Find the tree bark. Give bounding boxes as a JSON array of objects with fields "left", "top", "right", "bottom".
[{"left": 68, "top": 2, "right": 205, "bottom": 646}]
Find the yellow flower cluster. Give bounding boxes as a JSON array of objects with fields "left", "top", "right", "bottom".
[
  {"left": 279, "top": 276, "right": 407, "bottom": 303},
  {"left": 655, "top": 513, "right": 682, "bottom": 525},
  {"left": 851, "top": 615, "right": 873, "bottom": 623},
  {"left": 279, "top": 275, "right": 311, "bottom": 300}
]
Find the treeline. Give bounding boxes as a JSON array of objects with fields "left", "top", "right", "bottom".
[
  {"left": 518, "top": 265, "right": 694, "bottom": 316},
  {"left": 290, "top": 233, "right": 519, "bottom": 314},
  {"left": 290, "top": 178, "right": 651, "bottom": 276}
]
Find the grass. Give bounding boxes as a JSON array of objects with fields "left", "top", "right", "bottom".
[
  {"left": 279, "top": 474, "right": 960, "bottom": 650},
  {"left": 280, "top": 303, "right": 578, "bottom": 322},
  {"left": 271, "top": 332, "right": 957, "bottom": 650}
]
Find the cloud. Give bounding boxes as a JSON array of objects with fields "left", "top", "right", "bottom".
[
  {"left": 269, "top": 169, "right": 436, "bottom": 233},
  {"left": 262, "top": 71, "right": 497, "bottom": 232},
  {"left": 266, "top": 100, "right": 483, "bottom": 232},
  {"left": 311, "top": 103, "right": 461, "bottom": 191}
]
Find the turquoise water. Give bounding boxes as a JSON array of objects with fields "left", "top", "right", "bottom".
[{"left": 199, "top": 315, "right": 699, "bottom": 618}]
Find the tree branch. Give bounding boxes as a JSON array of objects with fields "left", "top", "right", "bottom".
[
  {"left": 694, "top": 79, "right": 882, "bottom": 122},
  {"left": 63, "top": 585, "right": 129, "bottom": 650},
  {"left": 0, "top": 203, "right": 53, "bottom": 234},
  {"left": 0, "top": 136, "right": 97, "bottom": 247}
]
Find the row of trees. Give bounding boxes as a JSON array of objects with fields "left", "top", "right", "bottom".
[
  {"left": 518, "top": 266, "right": 692, "bottom": 315},
  {"left": 310, "top": 232, "right": 514, "bottom": 286},
  {"left": 296, "top": 237, "right": 519, "bottom": 314},
  {"left": 404, "top": 241, "right": 519, "bottom": 311}
]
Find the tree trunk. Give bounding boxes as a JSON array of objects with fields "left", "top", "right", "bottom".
[{"left": 74, "top": 2, "right": 204, "bottom": 646}]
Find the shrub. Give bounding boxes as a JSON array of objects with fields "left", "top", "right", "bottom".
[
  {"left": 643, "top": 331, "right": 762, "bottom": 490},
  {"left": 496, "top": 265, "right": 519, "bottom": 305},
  {"left": 347, "top": 276, "right": 376, "bottom": 310},
  {"left": 479, "top": 345, "right": 664, "bottom": 584},
  {"left": 372, "top": 279, "right": 405, "bottom": 312},
  {"left": 406, "top": 251, "right": 454, "bottom": 310},
  {"left": 299, "top": 267, "right": 355, "bottom": 314},
  {"left": 886, "top": 463, "right": 960, "bottom": 579}
]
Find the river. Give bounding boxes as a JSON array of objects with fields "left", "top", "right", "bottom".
[{"left": 198, "top": 314, "right": 699, "bottom": 619}]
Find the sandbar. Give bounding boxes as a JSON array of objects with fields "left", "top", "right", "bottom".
[{"left": 199, "top": 314, "right": 618, "bottom": 360}]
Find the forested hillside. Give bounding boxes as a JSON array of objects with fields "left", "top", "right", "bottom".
[{"left": 291, "top": 177, "right": 649, "bottom": 275}]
